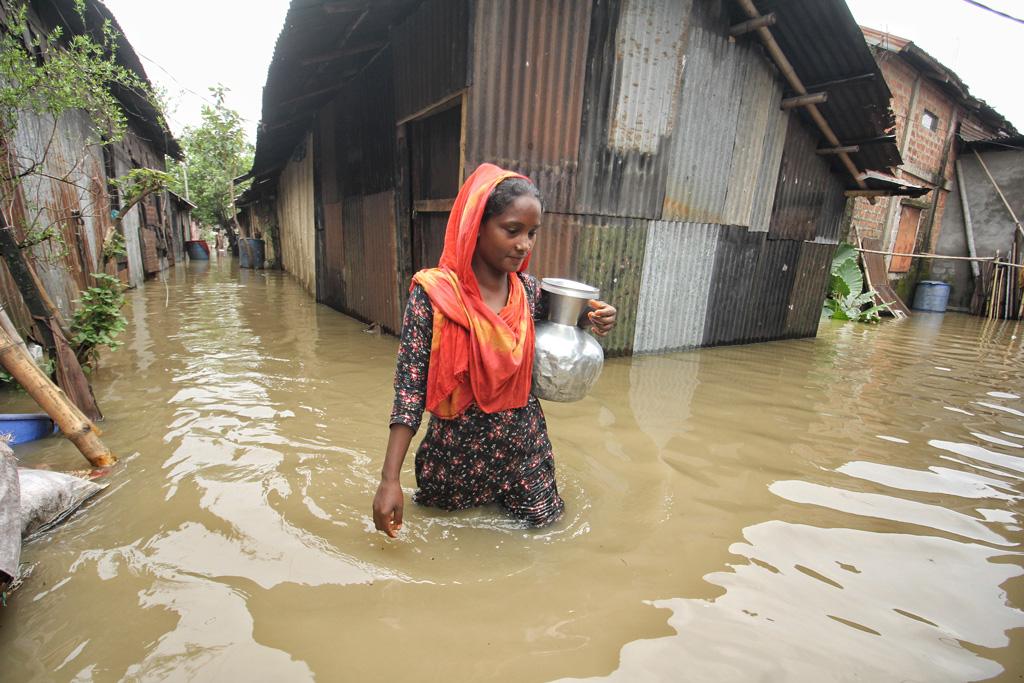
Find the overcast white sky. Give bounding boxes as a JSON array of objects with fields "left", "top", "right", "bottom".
[{"left": 102, "top": 0, "right": 1023, "bottom": 145}]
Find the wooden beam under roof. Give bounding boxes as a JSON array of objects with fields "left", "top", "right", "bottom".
[
  {"left": 734, "top": 0, "right": 868, "bottom": 189},
  {"left": 300, "top": 40, "right": 385, "bottom": 66},
  {"left": 729, "top": 13, "right": 775, "bottom": 35}
]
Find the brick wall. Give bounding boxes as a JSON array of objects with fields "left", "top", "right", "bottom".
[
  {"left": 851, "top": 50, "right": 961, "bottom": 261},
  {"left": 851, "top": 195, "right": 893, "bottom": 241}
]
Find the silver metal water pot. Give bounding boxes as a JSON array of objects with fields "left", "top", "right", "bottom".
[{"left": 532, "top": 278, "right": 605, "bottom": 402}]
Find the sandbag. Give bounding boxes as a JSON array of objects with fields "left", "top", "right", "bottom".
[
  {"left": 18, "top": 467, "right": 106, "bottom": 539},
  {"left": 0, "top": 442, "right": 19, "bottom": 584}
]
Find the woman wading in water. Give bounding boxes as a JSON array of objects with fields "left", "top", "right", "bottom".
[{"left": 372, "top": 164, "right": 616, "bottom": 536}]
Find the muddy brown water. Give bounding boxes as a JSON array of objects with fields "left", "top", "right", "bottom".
[{"left": 1, "top": 257, "right": 1022, "bottom": 682}]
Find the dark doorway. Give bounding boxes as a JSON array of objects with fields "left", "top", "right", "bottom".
[{"left": 408, "top": 99, "right": 462, "bottom": 272}]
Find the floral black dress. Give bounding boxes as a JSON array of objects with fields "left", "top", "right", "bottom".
[{"left": 390, "top": 273, "right": 564, "bottom": 527}]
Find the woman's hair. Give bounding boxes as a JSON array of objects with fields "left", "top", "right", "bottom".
[{"left": 482, "top": 177, "right": 542, "bottom": 222}]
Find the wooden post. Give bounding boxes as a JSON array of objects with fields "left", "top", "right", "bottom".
[
  {"left": 955, "top": 159, "right": 981, "bottom": 279},
  {"left": 781, "top": 92, "right": 828, "bottom": 109},
  {"left": 817, "top": 145, "right": 860, "bottom": 156},
  {"left": 0, "top": 222, "right": 57, "bottom": 352},
  {"left": 729, "top": 13, "right": 776, "bottom": 36},
  {"left": 0, "top": 310, "right": 114, "bottom": 467}
]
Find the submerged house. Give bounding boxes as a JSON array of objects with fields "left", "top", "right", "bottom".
[
  {"left": 245, "top": 0, "right": 917, "bottom": 355},
  {"left": 0, "top": 0, "right": 183, "bottom": 335},
  {"left": 850, "top": 27, "right": 1014, "bottom": 308}
]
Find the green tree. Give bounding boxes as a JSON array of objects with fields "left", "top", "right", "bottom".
[{"left": 167, "top": 86, "right": 253, "bottom": 243}]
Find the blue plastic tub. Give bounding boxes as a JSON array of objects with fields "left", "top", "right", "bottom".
[
  {"left": 912, "top": 281, "right": 951, "bottom": 313},
  {"left": 0, "top": 413, "right": 55, "bottom": 445},
  {"left": 185, "top": 240, "right": 210, "bottom": 260}
]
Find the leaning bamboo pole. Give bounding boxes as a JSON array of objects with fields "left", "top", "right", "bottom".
[{"left": 0, "top": 309, "right": 114, "bottom": 467}]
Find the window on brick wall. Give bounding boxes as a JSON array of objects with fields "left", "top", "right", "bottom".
[{"left": 921, "top": 109, "right": 939, "bottom": 132}]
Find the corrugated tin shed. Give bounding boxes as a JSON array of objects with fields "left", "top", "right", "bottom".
[
  {"left": 33, "top": 0, "right": 182, "bottom": 159},
  {"left": 251, "top": 0, "right": 421, "bottom": 179},
  {"left": 248, "top": 0, "right": 913, "bottom": 356}
]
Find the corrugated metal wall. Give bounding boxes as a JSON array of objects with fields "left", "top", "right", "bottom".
[
  {"left": 575, "top": 214, "right": 648, "bottom": 356},
  {"left": 634, "top": 222, "right": 720, "bottom": 353},
  {"left": 662, "top": 1, "right": 744, "bottom": 224},
  {"left": 721, "top": 56, "right": 787, "bottom": 228},
  {"left": 768, "top": 115, "right": 840, "bottom": 242},
  {"left": 392, "top": 0, "right": 469, "bottom": 122},
  {"left": 575, "top": 0, "right": 691, "bottom": 219},
  {"left": 465, "top": 0, "right": 591, "bottom": 212},
  {"left": 527, "top": 213, "right": 581, "bottom": 283},
  {"left": 0, "top": 105, "right": 171, "bottom": 334},
  {"left": 336, "top": 51, "right": 397, "bottom": 198},
  {"left": 702, "top": 226, "right": 766, "bottom": 346},
  {"left": 341, "top": 190, "right": 402, "bottom": 333},
  {"left": 278, "top": 132, "right": 316, "bottom": 296},
  {"left": 747, "top": 238, "right": 802, "bottom": 342},
  {"left": 785, "top": 241, "right": 835, "bottom": 338}
]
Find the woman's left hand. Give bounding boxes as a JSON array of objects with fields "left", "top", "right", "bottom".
[{"left": 587, "top": 300, "right": 617, "bottom": 337}]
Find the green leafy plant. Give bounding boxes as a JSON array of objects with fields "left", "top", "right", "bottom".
[
  {"left": 822, "top": 243, "right": 892, "bottom": 323},
  {"left": 70, "top": 273, "right": 127, "bottom": 366}
]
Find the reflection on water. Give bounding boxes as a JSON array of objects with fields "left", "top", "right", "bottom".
[{"left": 1, "top": 257, "right": 1021, "bottom": 681}]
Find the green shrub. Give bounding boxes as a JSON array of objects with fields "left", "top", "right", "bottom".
[
  {"left": 71, "top": 273, "right": 127, "bottom": 365},
  {"left": 822, "top": 244, "right": 892, "bottom": 323}
]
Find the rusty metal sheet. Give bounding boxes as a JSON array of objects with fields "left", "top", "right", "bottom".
[
  {"left": 342, "top": 190, "right": 402, "bottom": 333},
  {"left": 526, "top": 212, "right": 581, "bottom": 283},
  {"left": 633, "top": 221, "right": 720, "bottom": 353},
  {"left": 662, "top": 1, "right": 744, "bottom": 224},
  {"left": 768, "top": 115, "right": 836, "bottom": 241},
  {"left": 574, "top": 0, "right": 691, "bottom": 220},
  {"left": 391, "top": 0, "right": 469, "bottom": 122},
  {"left": 702, "top": 226, "right": 765, "bottom": 346},
  {"left": 575, "top": 214, "right": 648, "bottom": 357},
  {"left": 321, "top": 200, "right": 345, "bottom": 311},
  {"left": 464, "top": 0, "right": 591, "bottom": 213}
]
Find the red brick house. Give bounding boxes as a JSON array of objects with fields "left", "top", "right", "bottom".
[{"left": 849, "top": 27, "right": 1015, "bottom": 300}]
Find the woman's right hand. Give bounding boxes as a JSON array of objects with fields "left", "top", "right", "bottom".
[{"left": 373, "top": 479, "right": 404, "bottom": 538}]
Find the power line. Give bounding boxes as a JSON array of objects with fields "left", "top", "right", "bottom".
[
  {"left": 134, "top": 51, "right": 257, "bottom": 125},
  {"left": 961, "top": 0, "right": 1024, "bottom": 25}
]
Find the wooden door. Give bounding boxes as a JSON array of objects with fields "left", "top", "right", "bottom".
[
  {"left": 408, "top": 100, "right": 462, "bottom": 272},
  {"left": 889, "top": 205, "right": 922, "bottom": 273}
]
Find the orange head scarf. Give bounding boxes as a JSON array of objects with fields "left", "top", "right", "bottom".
[{"left": 411, "top": 163, "right": 536, "bottom": 418}]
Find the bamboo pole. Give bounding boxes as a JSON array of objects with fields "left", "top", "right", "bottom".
[
  {"left": 735, "top": 0, "right": 868, "bottom": 190},
  {"left": 955, "top": 159, "right": 981, "bottom": 279},
  {"left": 0, "top": 309, "right": 114, "bottom": 467},
  {"left": 854, "top": 248, "right": 994, "bottom": 262}
]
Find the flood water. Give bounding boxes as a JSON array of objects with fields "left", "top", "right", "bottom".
[{"left": 1, "top": 256, "right": 1022, "bottom": 682}]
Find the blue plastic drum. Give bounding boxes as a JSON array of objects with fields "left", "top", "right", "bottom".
[{"left": 912, "top": 281, "right": 951, "bottom": 313}]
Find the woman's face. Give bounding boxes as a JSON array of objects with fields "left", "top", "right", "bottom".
[{"left": 473, "top": 194, "right": 542, "bottom": 276}]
